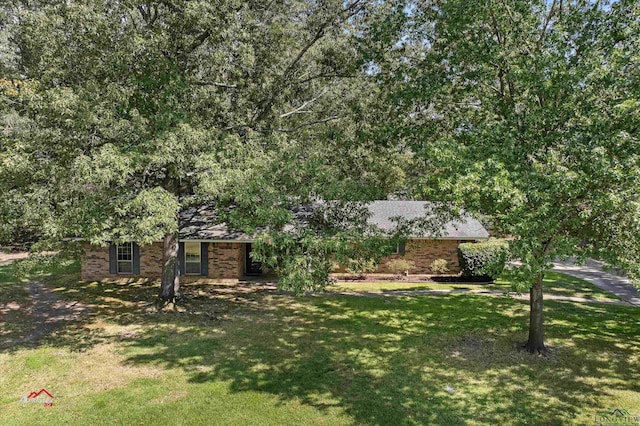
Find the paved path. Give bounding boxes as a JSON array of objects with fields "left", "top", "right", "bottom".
[{"left": 552, "top": 259, "right": 640, "bottom": 307}]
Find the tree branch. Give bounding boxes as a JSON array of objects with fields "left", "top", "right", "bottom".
[
  {"left": 189, "top": 31, "right": 211, "bottom": 53},
  {"left": 190, "top": 81, "right": 238, "bottom": 89},
  {"left": 297, "top": 72, "right": 358, "bottom": 85},
  {"left": 250, "top": 0, "right": 364, "bottom": 125},
  {"left": 275, "top": 116, "right": 341, "bottom": 133},
  {"left": 280, "top": 88, "right": 330, "bottom": 118},
  {"left": 537, "top": 0, "right": 557, "bottom": 51}
]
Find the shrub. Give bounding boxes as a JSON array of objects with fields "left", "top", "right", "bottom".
[
  {"left": 458, "top": 239, "right": 509, "bottom": 280},
  {"left": 386, "top": 259, "right": 415, "bottom": 279},
  {"left": 430, "top": 258, "right": 449, "bottom": 275},
  {"left": 345, "top": 258, "right": 377, "bottom": 280}
]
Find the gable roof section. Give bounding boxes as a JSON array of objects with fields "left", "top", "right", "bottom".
[
  {"left": 366, "top": 201, "right": 489, "bottom": 239},
  {"left": 179, "top": 205, "right": 255, "bottom": 241},
  {"left": 179, "top": 201, "right": 488, "bottom": 241}
]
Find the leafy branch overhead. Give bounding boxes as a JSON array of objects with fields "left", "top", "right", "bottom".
[
  {"left": 0, "top": 0, "right": 405, "bottom": 247},
  {"left": 371, "top": 0, "right": 640, "bottom": 353}
]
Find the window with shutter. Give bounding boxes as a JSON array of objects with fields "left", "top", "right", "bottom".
[
  {"left": 184, "top": 242, "right": 201, "bottom": 275},
  {"left": 116, "top": 242, "right": 134, "bottom": 274}
]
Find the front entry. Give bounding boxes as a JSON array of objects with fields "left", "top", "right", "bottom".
[{"left": 245, "top": 243, "right": 262, "bottom": 276}]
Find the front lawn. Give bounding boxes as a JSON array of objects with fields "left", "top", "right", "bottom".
[
  {"left": 491, "top": 271, "right": 622, "bottom": 301},
  {"left": 0, "top": 263, "right": 638, "bottom": 425},
  {"left": 329, "top": 271, "right": 622, "bottom": 303},
  {"left": 327, "top": 281, "right": 481, "bottom": 292}
]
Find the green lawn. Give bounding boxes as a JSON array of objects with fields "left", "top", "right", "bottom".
[
  {"left": 329, "top": 271, "right": 622, "bottom": 302},
  {"left": 328, "top": 281, "right": 480, "bottom": 292},
  {"left": 491, "top": 271, "right": 622, "bottom": 301},
  {"left": 1, "top": 263, "right": 639, "bottom": 425}
]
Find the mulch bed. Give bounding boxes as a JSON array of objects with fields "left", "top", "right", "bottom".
[{"left": 332, "top": 273, "right": 493, "bottom": 285}]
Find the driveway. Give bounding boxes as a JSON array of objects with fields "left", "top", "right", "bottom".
[{"left": 553, "top": 258, "right": 640, "bottom": 307}]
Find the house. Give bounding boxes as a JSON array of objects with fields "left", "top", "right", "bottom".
[{"left": 80, "top": 201, "right": 489, "bottom": 281}]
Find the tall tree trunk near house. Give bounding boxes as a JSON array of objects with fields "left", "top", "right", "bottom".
[
  {"left": 524, "top": 272, "right": 547, "bottom": 355},
  {"left": 159, "top": 232, "right": 179, "bottom": 305}
]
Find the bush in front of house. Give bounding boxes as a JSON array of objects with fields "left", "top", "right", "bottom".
[
  {"left": 386, "top": 259, "right": 415, "bottom": 279},
  {"left": 458, "top": 239, "right": 509, "bottom": 280},
  {"left": 345, "top": 258, "right": 377, "bottom": 280},
  {"left": 430, "top": 258, "right": 449, "bottom": 275}
]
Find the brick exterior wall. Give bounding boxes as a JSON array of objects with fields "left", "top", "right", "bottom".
[
  {"left": 140, "top": 242, "right": 164, "bottom": 278},
  {"left": 208, "top": 242, "right": 244, "bottom": 279},
  {"left": 81, "top": 243, "right": 110, "bottom": 280},
  {"left": 81, "top": 242, "right": 164, "bottom": 280},
  {"left": 81, "top": 239, "right": 465, "bottom": 281},
  {"left": 377, "top": 239, "right": 462, "bottom": 274},
  {"left": 81, "top": 241, "right": 245, "bottom": 281}
]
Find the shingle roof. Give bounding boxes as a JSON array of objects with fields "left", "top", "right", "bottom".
[
  {"left": 179, "top": 201, "right": 489, "bottom": 241},
  {"left": 179, "top": 205, "right": 255, "bottom": 241},
  {"left": 366, "top": 200, "right": 489, "bottom": 239}
]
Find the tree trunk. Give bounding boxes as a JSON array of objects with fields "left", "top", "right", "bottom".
[
  {"left": 524, "top": 272, "right": 547, "bottom": 355},
  {"left": 159, "top": 232, "right": 180, "bottom": 304}
]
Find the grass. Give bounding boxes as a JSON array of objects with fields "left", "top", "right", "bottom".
[
  {"left": 1, "top": 263, "right": 639, "bottom": 425},
  {"left": 327, "top": 281, "right": 481, "bottom": 292},
  {"left": 491, "top": 271, "right": 622, "bottom": 301},
  {"left": 329, "top": 271, "right": 622, "bottom": 302}
]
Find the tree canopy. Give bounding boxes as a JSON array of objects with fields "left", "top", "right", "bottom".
[
  {"left": 374, "top": 0, "right": 640, "bottom": 352},
  {"left": 1, "top": 0, "right": 406, "bottom": 297},
  {"left": 2, "top": 0, "right": 638, "bottom": 345}
]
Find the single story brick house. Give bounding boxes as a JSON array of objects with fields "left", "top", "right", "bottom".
[{"left": 80, "top": 201, "right": 489, "bottom": 281}]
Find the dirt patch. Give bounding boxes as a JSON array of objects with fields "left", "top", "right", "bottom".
[
  {"left": 445, "top": 334, "right": 561, "bottom": 364},
  {"left": 0, "top": 301, "right": 22, "bottom": 313},
  {"left": 0, "top": 281, "right": 89, "bottom": 350},
  {"left": 447, "top": 335, "right": 497, "bottom": 360},
  {"left": 64, "top": 342, "right": 164, "bottom": 392},
  {"left": 25, "top": 282, "right": 89, "bottom": 342}
]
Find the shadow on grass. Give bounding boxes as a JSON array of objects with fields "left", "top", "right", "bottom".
[
  {"left": 1, "top": 263, "right": 285, "bottom": 352},
  {"left": 2, "top": 262, "right": 639, "bottom": 424},
  {"left": 121, "top": 293, "right": 639, "bottom": 425}
]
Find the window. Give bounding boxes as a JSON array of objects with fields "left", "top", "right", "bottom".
[
  {"left": 394, "top": 242, "right": 406, "bottom": 255},
  {"left": 116, "top": 242, "right": 133, "bottom": 273},
  {"left": 184, "top": 242, "right": 201, "bottom": 274}
]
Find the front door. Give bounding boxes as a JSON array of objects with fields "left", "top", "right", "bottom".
[{"left": 245, "top": 243, "right": 262, "bottom": 275}]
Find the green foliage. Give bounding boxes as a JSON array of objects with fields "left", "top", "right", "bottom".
[
  {"left": 458, "top": 240, "right": 510, "bottom": 280},
  {"left": 275, "top": 256, "right": 335, "bottom": 295},
  {"left": 385, "top": 259, "right": 415, "bottom": 278},
  {"left": 253, "top": 211, "right": 395, "bottom": 294},
  {"left": 0, "top": 1, "right": 407, "bottom": 289},
  {"left": 429, "top": 258, "right": 449, "bottom": 275},
  {"left": 12, "top": 241, "right": 83, "bottom": 280},
  {"left": 344, "top": 258, "right": 377, "bottom": 279},
  {"left": 252, "top": 231, "right": 339, "bottom": 294},
  {"left": 372, "top": 0, "right": 640, "bottom": 287}
]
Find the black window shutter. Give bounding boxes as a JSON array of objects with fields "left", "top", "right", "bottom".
[
  {"left": 132, "top": 243, "right": 140, "bottom": 275},
  {"left": 399, "top": 242, "right": 406, "bottom": 256},
  {"left": 109, "top": 244, "right": 117, "bottom": 274},
  {"left": 200, "top": 242, "right": 208, "bottom": 276},
  {"left": 178, "top": 242, "right": 185, "bottom": 276}
]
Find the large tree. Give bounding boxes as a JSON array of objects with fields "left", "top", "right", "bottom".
[
  {"left": 375, "top": 0, "right": 640, "bottom": 353},
  {"left": 1, "top": 1, "right": 404, "bottom": 303}
]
